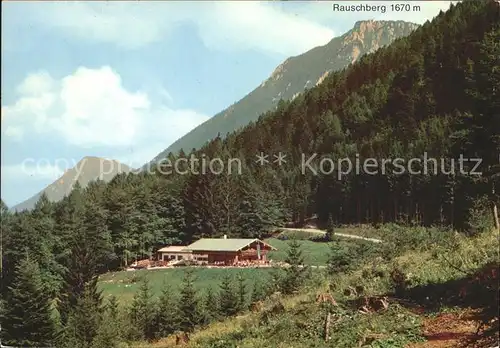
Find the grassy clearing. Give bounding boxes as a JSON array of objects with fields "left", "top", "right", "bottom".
[
  {"left": 99, "top": 238, "right": 336, "bottom": 304},
  {"left": 139, "top": 228, "right": 498, "bottom": 348},
  {"left": 99, "top": 268, "right": 275, "bottom": 304},
  {"left": 274, "top": 226, "right": 384, "bottom": 240},
  {"left": 265, "top": 238, "right": 332, "bottom": 265},
  {"left": 274, "top": 229, "right": 325, "bottom": 240}
]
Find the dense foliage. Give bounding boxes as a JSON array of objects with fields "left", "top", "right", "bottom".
[{"left": 1, "top": 1, "right": 498, "bottom": 346}]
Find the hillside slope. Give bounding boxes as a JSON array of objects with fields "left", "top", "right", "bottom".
[
  {"left": 11, "top": 156, "right": 132, "bottom": 212},
  {"left": 177, "top": 0, "right": 499, "bottom": 237},
  {"left": 146, "top": 20, "right": 419, "bottom": 165}
]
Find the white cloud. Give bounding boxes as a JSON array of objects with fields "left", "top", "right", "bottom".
[
  {"left": 197, "top": 2, "right": 335, "bottom": 55},
  {"left": 4, "top": 1, "right": 459, "bottom": 56},
  {"left": 1, "top": 67, "right": 209, "bottom": 149},
  {"left": 28, "top": 2, "right": 168, "bottom": 50},
  {"left": 20, "top": 1, "right": 335, "bottom": 56},
  {"left": 4, "top": 126, "right": 23, "bottom": 140}
]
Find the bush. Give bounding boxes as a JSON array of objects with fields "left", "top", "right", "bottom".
[
  {"left": 308, "top": 234, "right": 327, "bottom": 242},
  {"left": 327, "top": 239, "right": 355, "bottom": 275},
  {"left": 378, "top": 224, "right": 454, "bottom": 258},
  {"left": 277, "top": 229, "right": 325, "bottom": 240},
  {"left": 465, "top": 196, "right": 494, "bottom": 236}
]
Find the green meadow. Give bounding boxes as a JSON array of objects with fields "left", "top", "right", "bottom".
[
  {"left": 99, "top": 267, "right": 276, "bottom": 304},
  {"left": 265, "top": 238, "right": 331, "bottom": 266},
  {"left": 98, "top": 238, "right": 340, "bottom": 303}
]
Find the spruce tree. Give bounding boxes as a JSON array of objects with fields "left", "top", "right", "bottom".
[
  {"left": 203, "top": 285, "right": 220, "bottom": 323},
  {"left": 106, "top": 295, "right": 119, "bottom": 320},
  {"left": 325, "top": 214, "right": 335, "bottom": 241},
  {"left": 129, "top": 277, "right": 156, "bottom": 340},
  {"left": 2, "top": 257, "right": 56, "bottom": 347},
  {"left": 218, "top": 274, "right": 239, "bottom": 317},
  {"left": 250, "top": 279, "right": 266, "bottom": 304},
  {"left": 178, "top": 270, "right": 201, "bottom": 332},
  {"left": 280, "top": 239, "right": 309, "bottom": 294},
  {"left": 327, "top": 238, "right": 354, "bottom": 275},
  {"left": 61, "top": 281, "right": 103, "bottom": 348},
  {"left": 0, "top": 199, "right": 10, "bottom": 277},
  {"left": 236, "top": 273, "right": 248, "bottom": 312},
  {"left": 267, "top": 269, "right": 283, "bottom": 296},
  {"left": 155, "top": 282, "right": 180, "bottom": 338},
  {"left": 355, "top": 240, "right": 377, "bottom": 264},
  {"left": 59, "top": 241, "right": 99, "bottom": 325},
  {"left": 91, "top": 296, "right": 123, "bottom": 348}
]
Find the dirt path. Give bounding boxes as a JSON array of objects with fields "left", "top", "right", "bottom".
[
  {"left": 406, "top": 310, "right": 498, "bottom": 348},
  {"left": 280, "top": 228, "right": 383, "bottom": 243}
]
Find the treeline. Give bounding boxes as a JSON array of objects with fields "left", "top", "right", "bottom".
[
  {"left": 0, "top": 0, "right": 499, "bottom": 345},
  {"left": 3, "top": 1, "right": 497, "bottom": 273}
]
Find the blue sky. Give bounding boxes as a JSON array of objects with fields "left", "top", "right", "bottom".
[{"left": 1, "top": 1, "right": 455, "bottom": 207}]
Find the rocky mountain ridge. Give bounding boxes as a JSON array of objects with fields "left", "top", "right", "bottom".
[{"left": 147, "top": 20, "right": 419, "bottom": 165}]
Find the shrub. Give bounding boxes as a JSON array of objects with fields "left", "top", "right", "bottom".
[
  {"left": 327, "top": 239, "right": 355, "bottom": 275},
  {"left": 308, "top": 234, "right": 327, "bottom": 242},
  {"left": 465, "top": 195, "right": 494, "bottom": 236}
]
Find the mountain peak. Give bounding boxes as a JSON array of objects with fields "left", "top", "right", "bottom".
[
  {"left": 350, "top": 19, "right": 419, "bottom": 34},
  {"left": 77, "top": 155, "right": 103, "bottom": 165},
  {"left": 353, "top": 19, "right": 418, "bottom": 26},
  {"left": 353, "top": 19, "right": 375, "bottom": 27},
  {"left": 75, "top": 156, "right": 125, "bottom": 170},
  {"left": 342, "top": 20, "right": 419, "bottom": 62},
  {"left": 146, "top": 20, "right": 419, "bottom": 165},
  {"left": 12, "top": 156, "right": 132, "bottom": 212},
  {"left": 77, "top": 155, "right": 120, "bottom": 163}
]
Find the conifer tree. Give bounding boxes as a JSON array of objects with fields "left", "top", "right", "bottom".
[
  {"left": 155, "top": 282, "right": 180, "bottom": 338},
  {"left": 218, "top": 274, "right": 239, "bottom": 317},
  {"left": 61, "top": 281, "right": 103, "bottom": 348},
  {"left": 178, "top": 270, "right": 201, "bottom": 332},
  {"left": 91, "top": 296, "right": 122, "bottom": 348},
  {"left": 59, "top": 240, "right": 100, "bottom": 325},
  {"left": 250, "top": 279, "right": 266, "bottom": 304},
  {"left": 327, "top": 238, "right": 354, "bottom": 275},
  {"left": 0, "top": 199, "right": 10, "bottom": 276},
  {"left": 106, "top": 295, "right": 119, "bottom": 320},
  {"left": 1, "top": 257, "right": 56, "bottom": 347},
  {"left": 280, "top": 239, "right": 309, "bottom": 294},
  {"left": 236, "top": 273, "right": 248, "bottom": 312},
  {"left": 203, "top": 285, "right": 220, "bottom": 323},
  {"left": 129, "top": 278, "right": 156, "bottom": 340},
  {"left": 0, "top": 3, "right": 497, "bottom": 346},
  {"left": 325, "top": 214, "right": 335, "bottom": 241}
]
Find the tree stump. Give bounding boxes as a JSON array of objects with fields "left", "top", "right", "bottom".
[{"left": 324, "top": 312, "right": 331, "bottom": 342}]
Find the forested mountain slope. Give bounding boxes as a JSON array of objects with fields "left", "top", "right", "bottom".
[
  {"left": 147, "top": 20, "right": 419, "bottom": 165},
  {"left": 179, "top": 0, "right": 499, "bottom": 238},
  {"left": 1, "top": 1, "right": 499, "bottom": 347}
]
